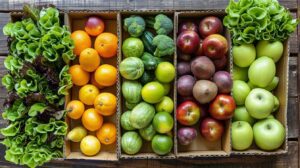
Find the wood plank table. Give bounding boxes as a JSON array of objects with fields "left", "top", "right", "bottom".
[{"left": 0, "top": 0, "right": 299, "bottom": 167}]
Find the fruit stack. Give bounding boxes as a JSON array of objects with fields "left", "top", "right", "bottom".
[
  {"left": 176, "top": 16, "right": 236, "bottom": 147},
  {"left": 231, "top": 39, "right": 286, "bottom": 151},
  {"left": 119, "top": 14, "right": 176, "bottom": 156},
  {"left": 67, "top": 16, "right": 118, "bottom": 156},
  {"left": 223, "top": 0, "right": 296, "bottom": 152}
]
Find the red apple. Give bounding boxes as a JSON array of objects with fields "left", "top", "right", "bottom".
[
  {"left": 179, "top": 21, "right": 198, "bottom": 33},
  {"left": 202, "top": 34, "right": 228, "bottom": 59},
  {"left": 209, "top": 94, "right": 236, "bottom": 120},
  {"left": 177, "top": 31, "right": 200, "bottom": 54},
  {"left": 200, "top": 117, "right": 224, "bottom": 141},
  {"left": 213, "top": 71, "right": 232, "bottom": 94},
  {"left": 199, "top": 16, "right": 223, "bottom": 38},
  {"left": 85, "top": 16, "right": 105, "bottom": 36},
  {"left": 213, "top": 55, "right": 227, "bottom": 70},
  {"left": 195, "top": 39, "right": 204, "bottom": 56},
  {"left": 177, "top": 100, "right": 201, "bottom": 126}
]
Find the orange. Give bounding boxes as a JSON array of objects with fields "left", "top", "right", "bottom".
[
  {"left": 85, "top": 16, "right": 105, "bottom": 36},
  {"left": 79, "top": 48, "right": 101, "bottom": 72},
  {"left": 69, "top": 65, "right": 90, "bottom": 86},
  {"left": 90, "top": 72, "right": 105, "bottom": 89},
  {"left": 79, "top": 84, "right": 100, "bottom": 105},
  {"left": 94, "top": 64, "right": 117, "bottom": 87},
  {"left": 82, "top": 108, "right": 103, "bottom": 131},
  {"left": 71, "top": 30, "right": 92, "bottom": 56},
  {"left": 96, "top": 122, "right": 117, "bottom": 145},
  {"left": 80, "top": 135, "right": 101, "bottom": 156},
  {"left": 66, "top": 100, "right": 85, "bottom": 119},
  {"left": 94, "top": 92, "right": 117, "bottom": 116},
  {"left": 94, "top": 32, "right": 118, "bottom": 58}
]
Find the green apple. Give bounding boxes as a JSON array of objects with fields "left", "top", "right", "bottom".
[
  {"left": 247, "top": 81, "right": 257, "bottom": 90},
  {"left": 155, "top": 96, "right": 174, "bottom": 113},
  {"left": 248, "top": 56, "right": 276, "bottom": 87},
  {"left": 263, "top": 76, "right": 279, "bottom": 91},
  {"left": 232, "top": 121, "right": 253, "bottom": 150},
  {"left": 233, "top": 80, "right": 251, "bottom": 105},
  {"left": 267, "top": 114, "right": 275, "bottom": 119},
  {"left": 233, "top": 44, "right": 256, "bottom": 67},
  {"left": 273, "top": 96, "right": 280, "bottom": 112},
  {"left": 245, "top": 88, "right": 274, "bottom": 119},
  {"left": 253, "top": 118, "right": 285, "bottom": 151},
  {"left": 233, "top": 106, "right": 255, "bottom": 125},
  {"left": 233, "top": 64, "right": 248, "bottom": 81},
  {"left": 256, "top": 40, "right": 283, "bottom": 63}
]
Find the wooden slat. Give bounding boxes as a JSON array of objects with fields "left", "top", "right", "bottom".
[
  {"left": 289, "top": 57, "right": 298, "bottom": 97},
  {"left": 0, "top": 141, "right": 298, "bottom": 167},
  {"left": 0, "top": 0, "right": 298, "bottom": 11},
  {"left": 0, "top": 13, "right": 9, "bottom": 55},
  {"left": 287, "top": 97, "right": 299, "bottom": 138}
]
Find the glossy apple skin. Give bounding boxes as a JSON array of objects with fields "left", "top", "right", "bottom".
[
  {"left": 177, "top": 31, "right": 200, "bottom": 54},
  {"left": 232, "top": 80, "right": 251, "bottom": 105},
  {"left": 212, "top": 71, "right": 233, "bottom": 94},
  {"left": 248, "top": 57, "right": 276, "bottom": 88},
  {"left": 202, "top": 34, "right": 228, "bottom": 59},
  {"left": 85, "top": 16, "right": 105, "bottom": 36},
  {"left": 200, "top": 117, "right": 224, "bottom": 141},
  {"left": 232, "top": 64, "right": 248, "bottom": 81},
  {"left": 232, "top": 121, "right": 253, "bottom": 150},
  {"left": 232, "top": 44, "right": 256, "bottom": 67},
  {"left": 199, "top": 16, "right": 223, "bottom": 38},
  {"left": 213, "top": 55, "right": 227, "bottom": 71},
  {"left": 179, "top": 21, "right": 198, "bottom": 34},
  {"left": 253, "top": 118, "right": 285, "bottom": 151},
  {"left": 233, "top": 106, "right": 255, "bottom": 126},
  {"left": 256, "top": 40, "right": 283, "bottom": 63},
  {"left": 177, "top": 127, "right": 198, "bottom": 145},
  {"left": 177, "top": 100, "right": 201, "bottom": 126},
  {"left": 245, "top": 88, "right": 274, "bottom": 119},
  {"left": 209, "top": 94, "right": 236, "bottom": 120}
]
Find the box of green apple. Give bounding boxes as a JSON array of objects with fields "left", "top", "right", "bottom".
[{"left": 225, "top": 0, "right": 297, "bottom": 154}]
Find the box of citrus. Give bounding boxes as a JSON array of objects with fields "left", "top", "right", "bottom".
[{"left": 64, "top": 11, "right": 120, "bottom": 160}]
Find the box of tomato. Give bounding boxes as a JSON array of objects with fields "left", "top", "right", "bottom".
[
  {"left": 64, "top": 11, "right": 120, "bottom": 161},
  {"left": 117, "top": 11, "right": 177, "bottom": 159}
]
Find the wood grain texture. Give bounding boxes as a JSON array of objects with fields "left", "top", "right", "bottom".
[
  {"left": 0, "top": 0, "right": 297, "bottom": 10},
  {"left": 0, "top": 13, "right": 9, "bottom": 55},
  {"left": 0, "top": 141, "right": 298, "bottom": 167}
]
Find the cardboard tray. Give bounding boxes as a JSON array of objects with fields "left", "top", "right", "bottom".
[
  {"left": 64, "top": 11, "right": 120, "bottom": 161},
  {"left": 117, "top": 11, "right": 177, "bottom": 159},
  {"left": 175, "top": 11, "right": 232, "bottom": 158},
  {"left": 231, "top": 40, "right": 289, "bottom": 155}
]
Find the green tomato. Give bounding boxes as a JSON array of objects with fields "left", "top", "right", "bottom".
[
  {"left": 122, "top": 37, "right": 144, "bottom": 58},
  {"left": 155, "top": 62, "right": 175, "bottom": 83},
  {"left": 141, "top": 81, "right": 165, "bottom": 104},
  {"left": 151, "top": 134, "right": 173, "bottom": 155},
  {"left": 155, "top": 96, "right": 174, "bottom": 113},
  {"left": 152, "top": 112, "right": 174, "bottom": 134}
]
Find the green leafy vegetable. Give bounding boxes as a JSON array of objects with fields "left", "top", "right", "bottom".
[
  {"left": 224, "top": 0, "right": 298, "bottom": 45},
  {"left": 1, "top": 5, "right": 74, "bottom": 168},
  {"left": 2, "top": 99, "right": 26, "bottom": 121}
]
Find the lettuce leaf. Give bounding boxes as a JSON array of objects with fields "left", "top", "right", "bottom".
[{"left": 224, "top": 0, "right": 298, "bottom": 45}]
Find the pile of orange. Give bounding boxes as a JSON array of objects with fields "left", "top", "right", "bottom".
[{"left": 67, "top": 16, "right": 118, "bottom": 156}]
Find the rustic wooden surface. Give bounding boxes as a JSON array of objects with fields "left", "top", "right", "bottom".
[{"left": 0, "top": 0, "right": 299, "bottom": 167}]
